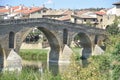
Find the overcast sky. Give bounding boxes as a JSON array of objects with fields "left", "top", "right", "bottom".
[{"left": 0, "top": 0, "right": 118, "bottom": 9}]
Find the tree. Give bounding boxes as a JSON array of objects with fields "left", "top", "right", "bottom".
[{"left": 106, "top": 16, "right": 120, "bottom": 35}]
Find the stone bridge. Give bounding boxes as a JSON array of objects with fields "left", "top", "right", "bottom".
[{"left": 0, "top": 18, "right": 107, "bottom": 71}]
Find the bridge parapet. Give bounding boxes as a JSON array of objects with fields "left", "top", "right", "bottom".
[{"left": 0, "top": 18, "right": 107, "bottom": 35}]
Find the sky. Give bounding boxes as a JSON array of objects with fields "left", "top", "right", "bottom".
[{"left": 0, "top": 0, "right": 119, "bottom": 9}]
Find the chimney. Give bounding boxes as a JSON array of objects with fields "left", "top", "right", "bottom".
[
  {"left": 5, "top": 4, "right": 9, "bottom": 9},
  {"left": 19, "top": 4, "right": 23, "bottom": 10},
  {"left": 10, "top": 7, "right": 14, "bottom": 13}
]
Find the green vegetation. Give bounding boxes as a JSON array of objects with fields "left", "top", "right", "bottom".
[
  {"left": 71, "top": 47, "right": 81, "bottom": 60},
  {"left": 0, "top": 68, "right": 61, "bottom": 80},
  {"left": 62, "top": 54, "right": 110, "bottom": 80},
  {"left": 19, "top": 49, "right": 48, "bottom": 61},
  {"left": 111, "top": 42, "right": 120, "bottom": 80},
  {"left": 106, "top": 16, "right": 120, "bottom": 35}
]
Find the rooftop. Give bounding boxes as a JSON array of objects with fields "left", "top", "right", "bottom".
[
  {"left": 113, "top": 2, "right": 120, "bottom": 5},
  {"left": 95, "top": 10, "right": 106, "bottom": 15},
  {"left": 0, "top": 5, "right": 45, "bottom": 15}
]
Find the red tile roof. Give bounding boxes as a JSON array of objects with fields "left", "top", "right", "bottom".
[
  {"left": 76, "top": 11, "right": 88, "bottom": 15},
  {"left": 15, "top": 7, "right": 43, "bottom": 15},
  {"left": 12, "top": 6, "right": 19, "bottom": 10},
  {"left": 95, "top": 10, "right": 106, "bottom": 15},
  {"left": 0, "top": 5, "right": 44, "bottom": 15},
  {"left": 62, "top": 10, "right": 73, "bottom": 15},
  {"left": 0, "top": 8, "right": 9, "bottom": 13},
  {"left": 57, "top": 10, "right": 73, "bottom": 21},
  {"left": 57, "top": 15, "right": 71, "bottom": 21}
]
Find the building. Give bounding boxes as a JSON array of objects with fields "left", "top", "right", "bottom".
[
  {"left": 71, "top": 11, "right": 98, "bottom": 27},
  {"left": 0, "top": 5, "right": 47, "bottom": 19},
  {"left": 107, "top": 1, "right": 120, "bottom": 16},
  {"left": 96, "top": 10, "right": 115, "bottom": 29},
  {"left": 41, "top": 9, "right": 67, "bottom": 19}
]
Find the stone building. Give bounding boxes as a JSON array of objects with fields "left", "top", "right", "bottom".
[
  {"left": 96, "top": 10, "right": 115, "bottom": 29},
  {"left": 71, "top": 11, "right": 97, "bottom": 26}
]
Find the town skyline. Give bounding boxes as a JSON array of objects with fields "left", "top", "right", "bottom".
[{"left": 0, "top": 0, "right": 118, "bottom": 9}]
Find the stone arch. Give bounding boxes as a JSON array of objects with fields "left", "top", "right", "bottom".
[
  {"left": 63, "top": 28, "right": 68, "bottom": 44},
  {"left": 37, "top": 27, "right": 60, "bottom": 62},
  {"left": 37, "top": 27, "right": 61, "bottom": 74},
  {"left": 73, "top": 32, "right": 92, "bottom": 59},
  {"left": 20, "top": 27, "right": 61, "bottom": 62},
  {"left": 9, "top": 31, "right": 15, "bottom": 49}
]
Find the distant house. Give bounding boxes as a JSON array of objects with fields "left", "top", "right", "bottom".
[
  {"left": 0, "top": 5, "right": 10, "bottom": 19},
  {"left": 96, "top": 10, "right": 115, "bottom": 29},
  {"left": 107, "top": 1, "right": 120, "bottom": 16},
  {"left": 57, "top": 10, "right": 73, "bottom": 22},
  {"left": 0, "top": 5, "right": 48, "bottom": 19},
  {"left": 71, "top": 11, "right": 98, "bottom": 26},
  {"left": 41, "top": 9, "right": 66, "bottom": 19}
]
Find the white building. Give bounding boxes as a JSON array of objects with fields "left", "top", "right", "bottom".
[{"left": 107, "top": 2, "right": 120, "bottom": 16}]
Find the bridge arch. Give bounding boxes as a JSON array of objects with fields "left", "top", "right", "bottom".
[
  {"left": 37, "top": 27, "right": 60, "bottom": 61},
  {"left": 20, "top": 27, "right": 61, "bottom": 62},
  {"left": 73, "top": 32, "right": 92, "bottom": 59}
]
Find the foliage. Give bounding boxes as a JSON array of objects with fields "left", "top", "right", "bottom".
[
  {"left": 105, "top": 34, "right": 120, "bottom": 54},
  {"left": 106, "top": 16, "right": 120, "bottom": 35},
  {"left": 111, "top": 42, "right": 120, "bottom": 80},
  {"left": 71, "top": 47, "right": 82, "bottom": 60},
  {"left": 42, "top": 70, "right": 62, "bottom": 80},
  {"left": 86, "top": 21, "right": 92, "bottom": 26},
  {"left": 0, "top": 68, "right": 61, "bottom": 80},
  {"left": 19, "top": 49, "right": 48, "bottom": 61},
  {"left": 61, "top": 54, "right": 110, "bottom": 80},
  {"left": 103, "top": 32, "right": 120, "bottom": 80}
]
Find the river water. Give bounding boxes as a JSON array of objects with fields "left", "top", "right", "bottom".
[{"left": 22, "top": 60, "right": 72, "bottom": 75}]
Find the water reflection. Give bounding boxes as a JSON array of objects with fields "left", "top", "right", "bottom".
[
  {"left": 22, "top": 60, "right": 71, "bottom": 75},
  {"left": 22, "top": 59, "right": 88, "bottom": 75}
]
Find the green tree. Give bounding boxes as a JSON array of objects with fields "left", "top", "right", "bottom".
[
  {"left": 111, "top": 42, "right": 120, "bottom": 80},
  {"left": 106, "top": 16, "right": 120, "bottom": 35}
]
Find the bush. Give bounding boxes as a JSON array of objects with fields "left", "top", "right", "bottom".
[
  {"left": 106, "top": 16, "right": 120, "bottom": 35},
  {"left": 61, "top": 54, "right": 110, "bottom": 80},
  {"left": 111, "top": 42, "right": 120, "bottom": 80}
]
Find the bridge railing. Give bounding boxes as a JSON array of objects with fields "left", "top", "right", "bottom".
[{"left": 0, "top": 18, "right": 107, "bottom": 35}]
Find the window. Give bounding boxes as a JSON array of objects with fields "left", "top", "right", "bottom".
[
  {"left": 100, "top": 19, "right": 103, "bottom": 22},
  {"left": 74, "top": 18, "right": 77, "bottom": 23},
  {"left": 84, "top": 19, "right": 86, "bottom": 22},
  {"left": 93, "top": 19, "right": 96, "bottom": 21},
  {"left": 9, "top": 32, "right": 15, "bottom": 48}
]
